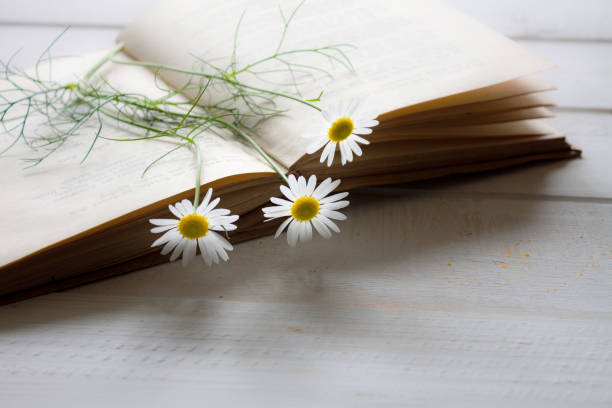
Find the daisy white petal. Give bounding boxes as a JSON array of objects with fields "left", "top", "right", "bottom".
[
  {"left": 182, "top": 239, "right": 197, "bottom": 267},
  {"left": 208, "top": 234, "right": 229, "bottom": 262},
  {"left": 150, "top": 192, "right": 238, "bottom": 267},
  {"left": 320, "top": 141, "right": 335, "bottom": 165},
  {"left": 320, "top": 191, "right": 349, "bottom": 203},
  {"left": 341, "top": 142, "right": 352, "bottom": 164},
  {"left": 262, "top": 206, "right": 290, "bottom": 215},
  {"left": 270, "top": 196, "right": 293, "bottom": 207},
  {"left": 311, "top": 217, "right": 332, "bottom": 239},
  {"left": 339, "top": 142, "right": 347, "bottom": 166},
  {"left": 312, "top": 177, "right": 332, "bottom": 199},
  {"left": 206, "top": 208, "right": 231, "bottom": 218},
  {"left": 198, "top": 237, "right": 214, "bottom": 266},
  {"left": 298, "top": 221, "right": 310, "bottom": 242},
  {"left": 211, "top": 230, "right": 233, "bottom": 251},
  {"left": 274, "top": 217, "right": 293, "bottom": 238},
  {"left": 280, "top": 184, "right": 297, "bottom": 201},
  {"left": 263, "top": 175, "right": 348, "bottom": 246},
  {"left": 306, "top": 137, "right": 328, "bottom": 154},
  {"left": 152, "top": 228, "right": 180, "bottom": 247},
  {"left": 313, "top": 178, "right": 341, "bottom": 199},
  {"left": 303, "top": 221, "right": 313, "bottom": 241},
  {"left": 197, "top": 188, "right": 213, "bottom": 213},
  {"left": 151, "top": 224, "right": 177, "bottom": 234},
  {"left": 347, "top": 138, "right": 363, "bottom": 156},
  {"left": 326, "top": 144, "right": 335, "bottom": 167},
  {"left": 303, "top": 99, "right": 379, "bottom": 167},
  {"left": 321, "top": 209, "right": 347, "bottom": 221},
  {"left": 287, "top": 220, "right": 299, "bottom": 247},
  {"left": 288, "top": 174, "right": 299, "bottom": 192},
  {"left": 150, "top": 219, "right": 179, "bottom": 226},
  {"left": 317, "top": 214, "right": 340, "bottom": 233},
  {"left": 168, "top": 204, "right": 182, "bottom": 219},
  {"left": 352, "top": 135, "right": 370, "bottom": 145},
  {"left": 209, "top": 214, "right": 239, "bottom": 225},
  {"left": 217, "top": 248, "right": 229, "bottom": 262},
  {"left": 170, "top": 237, "right": 188, "bottom": 262},
  {"left": 207, "top": 241, "right": 220, "bottom": 264},
  {"left": 357, "top": 119, "right": 379, "bottom": 128},
  {"left": 160, "top": 234, "right": 182, "bottom": 256},
  {"left": 321, "top": 200, "right": 349, "bottom": 211},
  {"left": 181, "top": 199, "right": 194, "bottom": 213},
  {"left": 210, "top": 224, "right": 237, "bottom": 232},
  {"left": 203, "top": 197, "right": 220, "bottom": 215},
  {"left": 263, "top": 203, "right": 291, "bottom": 212},
  {"left": 305, "top": 174, "right": 317, "bottom": 196},
  {"left": 212, "top": 242, "right": 229, "bottom": 262},
  {"left": 208, "top": 219, "right": 238, "bottom": 229},
  {"left": 297, "top": 176, "right": 307, "bottom": 196},
  {"left": 346, "top": 141, "right": 355, "bottom": 162},
  {"left": 296, "top": 221, "right": 306, "bottom": 242},
  {"left": 353, "top": 127, "right": 373, "bottom": 135},
  {"left": 263, "top": 209, "right": 291, "bottom": 218},
  {"left": 175, "top": 201, "right": 189, "bottom": 217}
]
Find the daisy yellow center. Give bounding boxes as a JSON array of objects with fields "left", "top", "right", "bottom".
[
  {"left": 291, "top": 196, "right": 320, "bottom": 222},
  {"left": 328, "top": 117, "right": 354, "bottom": 142},
  {"left": 177, "top": 213, "right": 209, "bottom": 239}
]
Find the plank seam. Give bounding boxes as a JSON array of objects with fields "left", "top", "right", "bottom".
[
  {"left": 0, "top": 21, "right": 122, "bottom": 30},
  {"left": 2, "top": 22, "right": 612, "bottom": 44}
]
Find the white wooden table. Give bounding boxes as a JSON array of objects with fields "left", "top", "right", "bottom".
[{"left": 1, "top": 1, "right": 611, "bottom": 406}]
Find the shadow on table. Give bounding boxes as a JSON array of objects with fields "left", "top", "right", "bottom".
[{"left": 0, "top": 159, "right": 570, "bottom": 332}]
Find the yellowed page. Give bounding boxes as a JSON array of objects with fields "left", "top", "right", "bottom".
[
  {"left": 118, "top": 0, "right": 553, "bottom": 167},
  {"left": 0, "top": 53, "right": 276, "bottom": 266},
  {"left": 384, "top": 74, "right": 554, "bottom": 119},
  {"left": 375, "top": 118, "right": 558, "bottom": 141},
  {"left": 385, "top": 92, "right": 555, "bottom": 126}
]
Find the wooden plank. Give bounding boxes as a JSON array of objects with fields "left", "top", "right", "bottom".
[
  {"left": 519, "top": 40, "right": 612, "bottom": 110},
  {"left": 2, "top": 28, "right": 612, "bottom": 112},
  {"left": 0, "top": 3, "right": 610, "bottom": 406},
  {"left": 1, "top": 193, "right": 610, "bottom": 406},
  {"left": 0, "top": 26, "right": 117, "bottom": 68},
  {"left": 448, "top": 0, "right": 612, "bottom": 41},
  {"left": 388, "top": 111, "right": 612, "bottom": 199},
  {"left": 2, "top": 0, "right": 612, "bottom": 42},
  {"left": 0, "top": 0, "right": 149, "bottom": 27}
]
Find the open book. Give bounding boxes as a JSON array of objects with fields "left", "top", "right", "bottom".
[{"left": 0, "top": 0, "right": 578, "bottom": 303}]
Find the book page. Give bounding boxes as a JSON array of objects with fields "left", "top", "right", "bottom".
[
  {"left": 118, "top": 0, "right": 553, "bottom": 167},
  {"left": 376, "top": 118, "right": 558, "bottom": 140},
  {"left": 386, "top": 92, "right": 555, "bottom": 126},
  {"left": 0, "top": 53, "right": 275, "bottom": 266}
]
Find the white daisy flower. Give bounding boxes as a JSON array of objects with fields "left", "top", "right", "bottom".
[
  {"left": 305, "top": 99, "right": 379, "bottom": 167},
  {"left": 149, "top": 188, "right": 239, "bottom": 267},
  {"left": 262, "top": 174, "right": 349, "bottom": 247}
]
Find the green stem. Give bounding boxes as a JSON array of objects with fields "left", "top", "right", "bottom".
[
  {"left": 111, "top": 59, "right": 322, "bottom": 111},
  {"left": 95, "top": 103, "right": 204, "bottom": 205},
  {"left": 214, "top": 119, "right": 290, "bottom": 185},
  {"left": 192, "top": 142, "right": 202, "bottom": 209},
  {"left": 84, "top": 42, "right": 125, "bottom": 82},
  {"left": 227, "top": 47, "right": 338, "bottom": 78},
  {"left": 174, "top": 85, "right": 207, "bottom": 210},
  {"left": 77, "top": 55, "right": 291, "bottom": 187}
]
